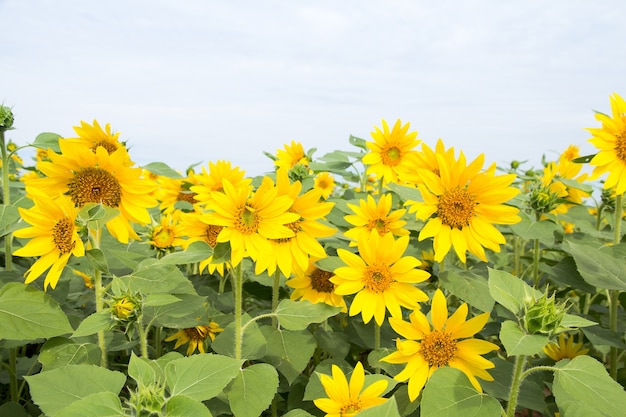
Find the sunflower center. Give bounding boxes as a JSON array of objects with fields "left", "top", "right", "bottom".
[
  {"left": 310, "top": 268, "right": 335, "bottom": 293},
  {"left": 364, "top": 264, "right": 393, "bottom": 292},
  {"left": 205, "top": 225, "right": 223, "bottom": 247},
  {"left": 420, "top": 330, "right": 457, "bottom": 367},
  {"left": 52, "top": 217, "right": 75, "bottom": 254},
  {"left": 615, "top": 132, "right": 626, "bottom": 162},
  {"left": 340, "top": 399, "right": 362, "bottom": 416},
  {"left": 152, "top": 226, "right": 175, "bottom": 249},
  {"left": 177, "top": 191, "right": 197, "bottom": 204},
  {"left": 367, "top": 218, "right": 389, "bottom": 234},
  {"left": 67, "top": 167, "right": 122, "bottom": 208},
  {"left": 318, "top": 179, "right": 329, "bottom": 188},
  {"left": 184, "top": 326, "right": 209, "bottom": 341},
  {"left": 382, "top": 145, "right": 402, "bottom": 166},
  {"left": 236, "top": 205, "right": 260, "bottom": 235},
  {"left": 91, "top": 140, "right": 118, "bottom": 154},
  {"left": 437, "top": 187, "right": 475, "bottom": 229}
]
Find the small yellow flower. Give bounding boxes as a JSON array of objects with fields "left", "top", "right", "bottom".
[
  {"left": 314, "top": 172, "right": 336, "bottom": 199},
  {"left": 165, "top": 322, "right": 224, "bottom": 355},
  {"left": 543, "top": 333, "right": 589, "bottom": 361},
  {"left": 313, "top": 361, "right": 388, "bottom": 417},
  {"left": 275, "top": 140, "right": 309, "bottom": 171},
  {"left": 343, "top": 193, "right": 409, "bottom": 247},
  {"left": 286, "top": 257, "right": 347, "bottom": 312}
]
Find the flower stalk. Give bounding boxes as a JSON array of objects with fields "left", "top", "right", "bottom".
[
  {"left": 608, "top": 193, "right": 623, "bottom": 380},
  {"left": 506, "top": 354, "right": 527, "bottom": 417},
  {"left": 232, "top": 263, "right": 243, "bottom": 360}
]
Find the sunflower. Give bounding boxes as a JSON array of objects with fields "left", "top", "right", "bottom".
[
  {"left": 332, "top": 232, "right": 430, "bottom": 325},
  {"left": 286, "top": 257, "right": 347, "bottom": 312},
  {"left": 149, "top": 211, "right": 186, "bottom": 253},
  {"left": 202, "top": 176, "right": 300, "bottom": 267},
  {"left": 156, "top": 172, "right": 202, "bottom": 213},
  {"left": 383, "top": 289, "right": 499, "bottom": 401},
  {"left": 65, "top": 120, "right": 126, "bottom": 155},
  {"left": 255, "top": 168, "right": 336, "bottom": 277},
  {"left": 178, "top": 210, "right": 225, "bottom": 275},
  {"left": 541, "top": 145, "right": 590, "bottom": 215},
  {"left": 406, "top": 151, "right": 520, "bottom": 263},
  {"left": 586, "top": 93, "right": 626, "bottom": 195},
  {"left": 314, "top": 171, "right": 336, "bottom": 199},
  {"left": 13, "top": 193, "right": 85, "bottom": 289},
  {"left": 543, "top": 333, "right": 589, "bottom": 362},
  {"left": 190, "top": 160, "right": 250, "bottom": 208},
  {"left": 343, "top": 193, "right": 409, "bottom": 247},
  {"left": 24, "top": 139, "right": 158, "bottom": 243},
  {"left": 165, "top": 322, "right": 224, "bottom": 355},
  {"left": 313, "top": 361, "right": 388, "bottom": 417},
  {"left": 399, "top": 138, "right": 456, "bottom": 184},
  {"left": 362, "top": 119, "right": 421, "bottom": 184},
  {"left": 275, "top": 140, "right": 309, "bottom": 171}
]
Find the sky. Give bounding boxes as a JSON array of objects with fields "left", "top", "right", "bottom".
[{"left": 2, "top": 0, "right": 626, "bottom": 177}]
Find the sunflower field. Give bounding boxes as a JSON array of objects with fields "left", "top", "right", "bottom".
[{"left": 1, "top": 94, "right": 626, "bottom": 417}]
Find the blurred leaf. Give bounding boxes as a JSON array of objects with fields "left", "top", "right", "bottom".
[
  {"left": 348, "top": 134, "right": 368, "bottom": 150},
  {"left": 32, "top": 132, "right": 61, "bottom": 152},
  {"left": 38, "top": 338, "right": 100, "bottom": 371},
  {"left": 387, "top": 183, "right": 423, "bottom": 203},
  {"left": 582, "top": 326, "right": 626, "bottom": 349},
  {"left": 227, "top": 364, "right": 279, "bottom": 417},
  {"left": 165, "top": 354, "right": 243, "bottom": 402},
  {"left": 0, "top": 204, "right": 20, "bottom": 236},
  {"left": 166, "top": 395, "right": 213, "bottom": 417},
  {"left": 71, "top": 311, "right": 114, "bottom": 338},
  {"left": 488, "top": 268, "right": 541, "bottom": 315},
  {"left": 143, "top": 162, "right": 183, "bottom": 178},
  {"left": 155, "top": 241, "right": 213, "bottom": 266},
  {"left": 565, "top": 241, "right": 626, "bottom": 291},
  {"left": 510, "top": 212, "right": 558, "bottom": 240},
  {"left": 211, "top": 315, "right": 267, "bottom": 360},
  {"left": 56, "top": 392, "right": 123, "bottom": 417},
  {"left": 314, "top": 327, "right": 351, "bottom": 359},
  {"left": 314, "top": 256, "right": 344, "bottom": 272},
  {"left": 0, "top": 282, "right": 73, "bottom": 340},
  {"left": 553, "top": 355, "right": 626, "bottom": 417},
  {"left": 439, "top": 269, "right": 495, "bottom": 312},
  {"left": 128, "top": 352, "right": 158, "bottom": 388},
  {"left": 543, "top": 255, "right": 595, "bottom": 293},
  {"left": 420, "top": 367, "right": 502, "bottom": 417},
  {"left": 559, "top": 313, "right": 596, "bottom": 330},
  {"left": 143, "top": 294, "right": 207, "bottom": 328},
  {"left": 118, "top": 263, "right": 196, "bottom": 295},
  {"left": 275, "top": 299, "right": 342, "bottom": 330},
  {"left": 143, "top": 293, "right": 181, "bottom": 307},
  {"left": 283, "top": 410, "right": 315, "bottom": 417},
  {"left": 357, "top": 397, "right": 400, "bottom": 417},
  {"left": 86, "top": 249, "right": 110, "bottom": 274},
  {"left": 263, "top": 329, "right": 317, "bottom": 385},
  {"left": 25, "top": 365, "right": 125, "bottom": 417},
  {"left": 499, "top": 320, "right": 548, "bottom": 356},
  {"left": 0, "top": 402, "right": 29, "bottom": 417}
]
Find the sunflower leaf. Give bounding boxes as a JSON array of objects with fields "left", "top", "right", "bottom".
[
  {"left": 564, "top": 241, "right": 626, "bottom": 291},
  {"left": 227, "top": 364, "right": 279, "bottom": 417},
  {"left": 155, "top": 241, "right": 213, "bottom": 266},
  {"left": 488, "top": 268, "right": 541, "bottom": 315},
  {"left": 274, "top": 299, "right": 342, "bottom": 330},
  {"left": 142, "top": 162, "right": 184, "bottom": 178},
  {"left": 166, "top": 395, "right": 213, "bottom": 417},
  {"left": 55, "top": 392, "right": 123, "bottom": 417},
  {"left": 262, "top": 328, "right": 317, "bottom": 385},
  {"left": 357, "top": 397, "right": 401, "bottom": 417},
  {"left": 499, "top": 320, "right": 549, "bottom": 356},
  {"left": 32, "top": 132, "right": 62, "bottom": 153}
]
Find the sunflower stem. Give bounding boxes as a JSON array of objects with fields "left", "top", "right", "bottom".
[
  {"left": 272, "top": 269, "right": 281, "bottom": 328},
  {"left": 91, "top": 228, "right": 108, "bottom": 367},
  {"left": 609, "top": 193, "right": 623, "bottom": 380},
  {"left": 374, "top": 322, "right": 381, "bottom": 374},
  {"left": 154, "top": 326, "right": 163, "bottom": 358},
  {"left": 137, "top": 315, "right": 149, "bottom": 359},
  {"left": 233, "top": 263, "right": 243, "bottom": 360},
  {"left": 505, "top": 354, "right": 527, "bottom": 417}
]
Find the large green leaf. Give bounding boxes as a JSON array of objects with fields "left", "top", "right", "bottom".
[
  {"left": 0, "top": 282, "right": 74, "bottom": 340},
  {"left": 420, "top": 367, "right": 502, "bottom": 417},
  {"left": 439, "top": 269, "right": 495, "bottom": 312},
  {"left": 282, "top": 410, "right": 315, "bottom": 417},
  {"left": 32, "top": 132, "right": 62, "bottom": 152},
  {"left": 38, "top": 338, "right": 101, "bottom": 371},
  {"left": 165, "top": 354, "right": 243, "bottom": 402},
  {"left": 499, "top": 320, "right": 549, "bottom": 357},
  {"left": 128, "top": 352, "right": 158, "bottom": 388},
  {"left": 25, "top": 365, "right": 126, "bottom": 417},
  {"left": 553, "top": 356, "right": 626, "bottom": 417},
  {"left": 275, "top": 299, "right": 342, "bottom": 330},
  {"left": 71, "top": 311, "right": 115, "bottom": 338},
  {"left": 565, "top": 241, "right": 626, "bottom": 291},
  {"left": 155, "top": 241, "right": 213, "bottom": 266},
  {"left": 55, "top": 392, "right": 123, "bottom": 417},
  {"left": 510, "top": 212, "right": 558, "bottom": 240},
  {"left": 143, "top": 294, "right": 207, "bottom": 328},
  {"left": 488, "top": 268, "right": 540, "bottom": 315},
  {"left": 357, "top": 397, "right": 401, "bottom": 417},
  {"left": 227, "top": 364, "right": 279, "bottom": 417},
  {"left": 166, "top": 395, "right": 213, "bottom": 417},
  {"left": 263, "top": 328, "right": 317, "bottom": 385},
  {"left": 211, "top": 316, "right": 267, "bottom": 360},
  {"left": 0, "top": 204, "right": 20, "bottom": 236},
  {"left": 142, "top": 162, "right": 184, "bottom": 178},
  {"left": 115, "top": 262, "right": 197, "bottom": 295}
]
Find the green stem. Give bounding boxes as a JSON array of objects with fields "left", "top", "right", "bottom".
[
  {"left": 154, "top": 326, "right": 163, "bottom": 358},
  {"left": 9, "top": 347, "right": 18, "bottom": 402},
  {"left": 506, "top": 354, "right": 527, "bottom": 417},
  {"left": 609, "top": 193, "right": 623, "bottom": 380},
  {"left": 374, "top": 322, "right": 381, "bottom": 374},
  {"left": 91, "top": 228, "right": 108, "bottom": 367},
  {"left": 233, "top": 263, "right": 243, "bottom": 360},
  {"left": 272, "top": 270, "right": 281, "bottom": 328},
  {"left": 137, "top": 317, "right": 149, "bottom": 359},
  {"left": 532, "top": 238, "right": 540, "bottom": 287}
]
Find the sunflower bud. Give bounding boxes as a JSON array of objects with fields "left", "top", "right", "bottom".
[
  {"left": 110, "top": 294, "right": 140, "bottom": 322},
  {"left": 523, "top": 290, "right": 567, "bottom": 335},
  {"left": 127, "top": 383, "right": 166, "bottom": 415},
  {"left": 288, "top": 163, "right": 310, "bottom": 182},
  {"left": 528, "top": 184, "right": 560, "bottom": 214},
  {"left": 0, "top": 105, "right": 14, "bottom": 131}
]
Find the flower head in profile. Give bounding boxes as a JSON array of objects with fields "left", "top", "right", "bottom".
[
  {"left": 383, "top": 289, "right": 499, "bottom": 401},
  {"left": 362, "top": 119, "right": 421, "bottom": 184},
  {"left": 274, "top": 140, "right": 310, "bottom": 171},
  {"left": 156, "top": 172, "right": 202, "bottom": 213},
  {"left": 400, "top": 138, "right": 456, "bottom": 184},
  {"left": 314, "top": 171, "right": 336, "bottom": 199},
  {"left": 586, "top": 93, "right": 626, "bottom": 195},
  {"left": 313, "top": 361, "right": 388, "bottom": 417},
  {"left": 343, "top": 193, "right": 409, "bottom": 247},
  {"left": 64, "top": 120, "right": 132, "bottom": 165},
  {"left": 165, "top": 322, "right": 224, "bottom": 355},
  {"left": 202, "top": 176, "right": 299, "bottom": 267},
  {"left": 179, "top": 210, "right": 225, "bottom": 275},
  {"left": 543, "top": 333, "right": 589, "bottom": 362},
  {"left": 332, "top": 232, "right": 430, "bottom": 325},
  {"left": 191, "top": 160, "right": 250, "bottom": 209},
  {"left": 406, "top": 150, "right": 520, "bottom": 263},
  {"left": 13, "top": 193, "right": 85, "bottom": 289},
  {"left": 540, "top": 145, "right": 590, "bottom": 215},
  {"left": 286, "top": 257, "right": 347, "bottom": 312},
  {"left": 24, "top": 139, "right": 158, "bottom": 243}
]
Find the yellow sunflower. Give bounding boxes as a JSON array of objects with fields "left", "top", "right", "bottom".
[
  {"left": 286, "top": 257, "right": 347, "bottom": 312},
  {"left": 313, "top": 361, "right": 388, "bottom": 417},
  {"left": 314, "top": 171, "right": 336, "bottom": 199},
  {"left": 156, "top": 173, "right": 202, "bottom": 213},
  {"left": 343, "top": 193, "right": 409, "bottom": 247},
  {"left": 179, "top": 210, "right": 225, "bottom": 275},
  {"left": 399, "top": 138, "right": 456, "bottom": 184},
  {"left": 13, "top": 193, "right": 85, "bottom": 289},
  {"left": 190, "top": 160, "right": 250, "bottom": 208},
  {"left": 202, "top": 176, "right": 300, "bottom": 267},
  {"left": 406, "top": 151, "right": 520, "bottom": 263},
  {"left": 383, "top": 289, "right": 499, "bottom": 401},
  {"left": 332, "top": 232, "right": 430, "bottom": 325},
  {"left": 362, "top": 119, "right": 421, "bottom": 184},
  {"left": 149, "top": 211, "right": 186, "bottom": 253},
  {"left": 24, "top": 139, "right": 158, "bottom": 243},
  {"left": 255, "top": 168, "right": 336, "bottom": 277},
  {"left": 586, "top": 93, "right": 626, "bottom": 195},
  {"left": 165, "top": 322, "right": 224, "bottom": 355},
  {"left": 64, "top": 120, "right": 129, "bottom": 161},
  {"left": 543, "top": 333, "right": 589, "bottom": 362},
  {"left": 275, "top": 140, "right": 309, "bottom": 171},
  {"left": 541, "top": 145, "right": 590, "bottom": 215}
]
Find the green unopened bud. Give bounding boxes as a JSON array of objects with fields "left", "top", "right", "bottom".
[
  {"left": 127, "top": 383, "right": 166, "bottom": 415},
  {"left": 510, "top": 160, "right": 520, "bottom": 169},
  {"left": 523, "top": 290, "right": 567, "bottom": 335},
  {"left": 288, "top": 163, "right": 310, "bottom": 182},
  {"left": 0, "top": 105, "right": 14, "bottom": 131},
  {"left": 528, "top": 185, "right": 560, "bottom": 214},
  {"left": 110, "top": 293, "right": 141, "bottom": 322}
]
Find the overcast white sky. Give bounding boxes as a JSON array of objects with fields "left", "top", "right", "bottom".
[{"left": 2, "top": 1, "right": 626, "bottom": 176}]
